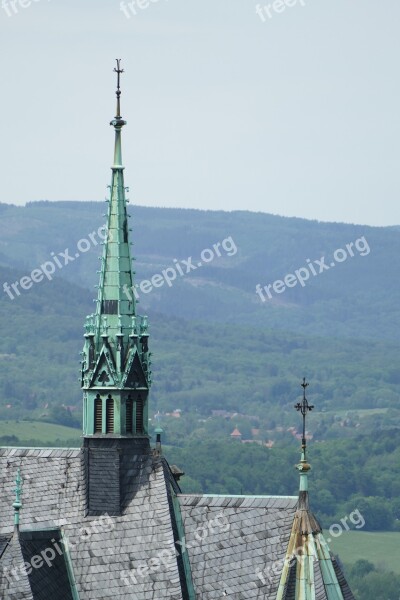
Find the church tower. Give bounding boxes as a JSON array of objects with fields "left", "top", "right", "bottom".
[
  {"left": 81, "top": 60, "right": 151, "bottom": 440},
  {"left": 80, "top": 61, "right": 152, "bottom": 515}
]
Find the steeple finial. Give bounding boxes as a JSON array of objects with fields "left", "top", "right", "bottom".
[
  {"left": 295, "top": 378, "right": 314, "bottom": 492},
  {"left": 13, "top": 468, "right": 23, "bottom": 532},
  {"left": 110, "top": 59, "right": 127, "bottom": 167},
  {"left": 295, "top": 377, "right": 314, "bottom": 456},
  {"left": 114, "top": 58, "right": 124, "bottom": 119}
]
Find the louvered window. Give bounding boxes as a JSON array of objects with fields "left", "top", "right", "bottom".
[
  {"left": 136, "top": 396, "right": 143, "bottom": 434},
  {"left": 126, "top": 397, "right": 133, "bottom": 433},
  {"left": 106, "top": 396, "right": 114, "bottom": 433},
  {"left": 94, "top": 396, "right": 102, "bottom": 433},
  {"left": 101, "top": 300, "right": 118, "bottom": 314}
]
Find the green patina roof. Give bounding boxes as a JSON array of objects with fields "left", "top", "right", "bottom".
[{"left": 91, "top": 73, "right": 137, "bottom": 349}]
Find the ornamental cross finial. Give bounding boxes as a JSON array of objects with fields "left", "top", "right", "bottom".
[
  {"left": 114, "top": 59, "right": 124, "bottom": 117},
  {"left": 295, "top": 377, "right": 314, "bottom": 449}
]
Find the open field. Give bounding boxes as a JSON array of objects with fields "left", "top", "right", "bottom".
[
  {"left": 330, "top": 531, "right": 400, "bottom": 574},
  {"left": 0, "top": 420, "right": 81, "bottom": 445}
]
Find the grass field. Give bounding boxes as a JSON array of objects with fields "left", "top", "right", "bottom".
[
  {"left": 0, "top": 420, "right": 81, "bottom": 444},
  {"left": 330, "top": 531, "right": 400, "bottom": 573}
]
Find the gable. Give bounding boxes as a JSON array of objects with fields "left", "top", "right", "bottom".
[
  {"left": 121, "top": 348, "right": 148, "bottom": 389},
  {"left": 19, "top": 530, "right": 74, "bottom": 600},
  {"left": 90, "top": 346, "right": 118, "bottom": 387}
]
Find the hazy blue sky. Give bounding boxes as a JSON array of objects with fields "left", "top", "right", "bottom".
[{"left": 0, "top": 0, "right": 399, "bottom": 226}]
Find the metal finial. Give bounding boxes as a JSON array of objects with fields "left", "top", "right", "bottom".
[
  {"left": 13, "top": 468, "right": 23, "bottom": 531},
  {"left": 295, "top": 378, "right": 314, "bottom": 450},
  {"left": 102, "top": 316, "right": 109, "bottom": 337},
  {"left": 130, "top": 316, "right": 137, "bottom": 337},
  {"left": 141, "top": 316, "right": 149, "bottom": 335},
  {"left": 114, "top": 59, "right": 124, "bottom": 118}
]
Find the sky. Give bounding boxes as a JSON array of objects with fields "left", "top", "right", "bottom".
[{"left": 0, "top": 0, "right": 399, "bottom": 226}]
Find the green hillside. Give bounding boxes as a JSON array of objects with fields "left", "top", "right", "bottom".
[
  {"left": 0, "top": 420, "right": 81, "bottom": 445},
  {"left": 0, "top": 201, "right": 399, "bottom": 426},
  {"left": 0, "top": 201, "right": 399, "bottom": 340},
  {"left": 1, "top": 261, "right": 399, "bottom": 436},
  {"left": 330, "top": 532, "right": 400, "bottom": 600},
  {"left": 330, "top": 531, "right": 400, "bottom": 574}
]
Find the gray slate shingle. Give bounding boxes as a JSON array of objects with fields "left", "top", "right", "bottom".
[{"left": 0, "top": 448, "right": 298, "bottom": 600}]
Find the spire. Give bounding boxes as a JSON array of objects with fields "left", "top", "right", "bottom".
[
  {"left": 293, "top": 377, "right": 318, "bottom": 525},
  {"left": 81, "top": 61, "right": 151, "bottom": 440},
  {"left": 13, "top": 468, "right": 23, "bottom": 532},
  {"left": 276, "top": 380, "right": 354, "bottom": 600},
  {"left": 91, "top": 57, "right": 134, "bottom": 346}
]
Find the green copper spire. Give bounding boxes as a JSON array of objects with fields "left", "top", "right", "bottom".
[
  {"left": 94, "top": 58, "right": 135, "bottom": 344},
  {"left": 13, "top": 468, "right": 23, "bottom": 531},
  {"left": 81, "top": 61, "right": 151, "bottom": 438}
]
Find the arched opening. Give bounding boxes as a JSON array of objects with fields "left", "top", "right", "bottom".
[
  {"left": 126, "top": 396, "right": 133, "bottom": 434},
  {"left": 136, "top": 395, "right": 143, "bottom": 434},
  {"left": 106, "top": 395, "right": 114, "bottom": 433},
  {"left": 94, "top": 395, "right": 102, "bottom": 433}
]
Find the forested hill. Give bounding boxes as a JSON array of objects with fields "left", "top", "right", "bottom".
[
  {"left": 0, "top": 201, "right": 399, "bottom": 444},
  {"left": 0, "top": 201, "right": 399, "bottom": 341}
]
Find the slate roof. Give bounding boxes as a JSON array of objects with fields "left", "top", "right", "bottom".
[
  {"left": 0, "top": 445, "right": 354, "bottom": 600},
  {"left": 179, "top": 494, "right": 297, "bottom": 599},
  {"left": 0, "top": 447, "right": 183, "bottom": 599},
  {"left": 0, "top": 446, "right": 298, "bottom": 600}
]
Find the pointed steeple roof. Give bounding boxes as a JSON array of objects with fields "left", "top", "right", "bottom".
[
  {"left": 276, "top": 379, "right": 355, "bottom": 600},
  {"left": 91, "top": 58, "right": 137, "bottom": 347}
]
